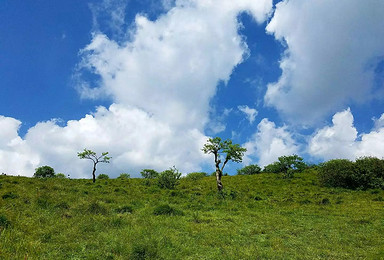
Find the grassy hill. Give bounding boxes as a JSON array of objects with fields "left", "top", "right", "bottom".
[{"left": 0, "top": 170, "right": 383, "bottom": 259}]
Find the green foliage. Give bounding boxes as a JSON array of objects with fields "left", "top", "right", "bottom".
[
  {"left": 202, "top": 137, "right": 247, "bottom": 164},
  {"left": 319, "top": 157, "right": 384, "bottom": 189},
  {"left": 97, "top": 174, "right": 110, "bottom": 180},
  {"left": 185, "top": 172, "right": 207, "bottom": 180},
  {"left": 141, "top": 169, "right": 159, "bottom": 179},
  {"left": 153, "top": 204, "right": 183, "bottom": 216},
  {"left": 34, "top": 165, "right": 55, "bottom": 178},
  {"left": 263, "top": 161, "right": 283, "bottom": 173},
  {"left": 55, "top": 173, "right": 66, "bottom": 179},
  {"left": 117, "top": 173, "right": 130, "bottom": 180},
  {"left": 157, "top": 167, "right": 181, "bottom": 189},
  {"left": 263, "top": 155, "right": 306, "bottom": 178},
  {"left": 354, "top": 156, "right": 384, "bottom": 189},
  {"left": 237, "top": 164, "right": 261, "bottom": 175}
]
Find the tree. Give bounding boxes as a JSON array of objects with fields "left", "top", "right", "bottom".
[
  {"left": 237, "top": 164, "right": 261, "bottom": 175},
  {"left": 141, "top": 169, "right": 159, "bottom": 179},
  {"left": 34, "top": 166, "right": 55, "bottom": 178},
  {"left": 78, "top": 149, "right": 111, "bottom": 183},
  {"left": 157, "top": 166, "right": 181, "bottom": 189},
  {"left": 202, "top": 137, "right": 246, "bottom": 191},
  {"left": 277, "top": 155, "right": 307, "bottom": 178}
]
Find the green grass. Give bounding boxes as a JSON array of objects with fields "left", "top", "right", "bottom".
[{"left": 0, "top": 170, "right": 383, "bottom": 259}]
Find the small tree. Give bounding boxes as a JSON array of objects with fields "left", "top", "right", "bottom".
[
  {"left": 237, "top": 164, "right": 261, "bottom": 175},
  {"left": 78, "top": 149, "right": 111, "bottom": 183},
  {"left": 277, "top": 155, "right": 307, "bottom": 178},
  {"left": 141, "top": 169, "right": 159, "bottom": 179},
  {"left": 202, "top": 137, "right": 246, "bottom": 191},
  {"left": 34, "top": 166, "right": 55, "bottom": 178},
  {"left": 157, "top": 166, "right": 181, "bottom": 189}
]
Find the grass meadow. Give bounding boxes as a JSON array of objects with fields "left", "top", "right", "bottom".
[{"left": 0, "top": 170, "right": 383, "bottom": 259}]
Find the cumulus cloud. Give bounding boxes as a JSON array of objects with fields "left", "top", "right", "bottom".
[
  {"left": 309, "top": 108, "right": 384, "bottom": 161},
  {"left": 0, "top": 0, "right": 273, "bottom": 177},
  {"left": 265, "top": 0, "right": 384, "bottom": 124},
  {"left": 0, "top": 116, "right": 38, "bottom": 176},
  {"left": 243, "top": 118, "right": 299, "bottom": 167},
  {"left": 238, "top": 105, "right": 258, "bottom": 124}
]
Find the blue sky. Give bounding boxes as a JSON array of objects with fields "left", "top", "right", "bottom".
[{"left": 1, "top": 0, "right": 383, "bottom": 177}]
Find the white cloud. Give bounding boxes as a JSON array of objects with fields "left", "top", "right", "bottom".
[
  {"left": 265, "top": 0, "right": 384, "bottom": 124},
  {"left": 1, "top": 0, "right": 274, "bottom": 177},
  {"left": 243, "top": 118, "right": 299, "bottom": 167},
  {"left": 0, "top": 116, "right": 39, "bottom": 176},
  {"left": 309, "top": 108, "right": 384, "bottom": 161},
  {"left": 238, "top": 105, "right": 258, "bottom": 124}
]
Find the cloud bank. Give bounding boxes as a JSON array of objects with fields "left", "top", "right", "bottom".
[
  {"left": 265, "top": 0, "right": 384, "bottom": 124},
  {"left": 0, "top": 0, "right": 273, "bottom": 177}
]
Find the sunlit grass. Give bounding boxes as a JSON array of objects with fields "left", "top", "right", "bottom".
[{"left": 0, "top": 171, "right": 383, "bottom": 259}]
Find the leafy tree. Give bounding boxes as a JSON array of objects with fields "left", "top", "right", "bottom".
[
  {"left": 237, "top": 164, "right": 261, "bottom": 175},
  {"left": 263, "top": 161, "right": 283, "bottom": 173},
  {"left": 34, "top": 166, "right": 55, "bottom": 178},
  {"left": 97, "top": 174, "right": 109, "bottom": 180},
  {"left": 202, "top": 137, "right": 246, "bottom": 191},
  {"left": 277, "top": 155, "right": 307, "bottom": 178},
  {"left": 263, "top": 155, "right": 306, "bottom": 178},
  {"left": 141, "top": 169, "right": 159, "bottom": 179},
  {"left": 318, "top": 159, "right": 356, "bottom": 188},
  {"left": 55, "top": 173, "right": 66, "bottom": 179},
  {"left": 157, "top": 166, "right": 181, "bottom": 189},
  {"left": 78, "top": 149, "right": 111, "bottom": 183}
]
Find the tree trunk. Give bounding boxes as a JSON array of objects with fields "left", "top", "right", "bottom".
[
  {"left": 214, "top": 153, "right": 223, "bottom": 191},
  {"left": 92, "top": 164, "right": 97, "bottom": 183},
  {"left": 216, "top": 169, "right": 223, "bottom": 191}
]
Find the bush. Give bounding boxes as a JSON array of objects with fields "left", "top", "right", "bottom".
[
  {"left": 319, "top": 157, "right": 384, "bottom": 190},
  {"left": 34, "top": 166, "right": 55, "bottom": 178},
  {"left": 263, "top": 161, "right": 283, "bottom": 173},
  {"left": 354, "top": 157, "right": 384, "bottom": 189},
  {"left": 185, "top": 172, "right": 207, "bottom": 180},
  {"left": 55, "top": 173, "right": 66, "bottom": 179},
  {"left": 153, "top": 204, "right": 183, "bottom": 216},
  {"left": 141, "top": 169, "right": 159, "bottom": 179},
  {"left": 263, "top": 155, "right": 306, "bottom": 178},
  {"left": 237, "top": 164, "right": 261, "bottom": 175},
  {"left": 2, "top": 192, "right": 19, "bottom": 199},
  {"left": 117, "top": 173, "right": 130, "bottom": 180},
  {"left": 97, "top": 174, "right": 110, "bottom": 180},
  {"left": 157, "top": 166, "right": 181, "bottom": 189},
  {"left": 318, "top": 159, "right": 358, "bottom": 189}
]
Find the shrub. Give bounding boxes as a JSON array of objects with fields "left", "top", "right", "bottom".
[
  {"left": 263, "top": 161, "right": 283, "bottom": 173},
  {"left": 97, "top": 174, "right": 110, "bottom": 180},
  {"left": 87, "top": 201, "right": 108, "bottom": 215},
  {"left": 157, "top": 166, "right": 181, "bottom": 189},
  {"left": 318, "top": 159, "right": 357, "bottom": 189},
  {"left": 34, "top": 166, "right": 55, "bottom": 178},
  {"left": 237, "top": 164, "right": 261, "bottom": 175},
  {"left": 263, "top": 155, "right": 306, "bottom": 177},
  {"left": 153, "top": 204, "right": 183, "bottom": 216},
  {"left": 55, "top": 173, "right": 66, "bottom": 179},
  {"left": 117, "top": 173, "right": 130, "bottom": 180},
  {"left": 131, "top": 240, "right": 159, "bottom": 260},
  {"left": 141, "top": 169, "right": 159, "bottom": 179},
  {"left": 185, "top": 172, "right": 207, "bottom": 180},
  {"left": 354, "top": 157, "right": 384, "bottom": 189}
]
